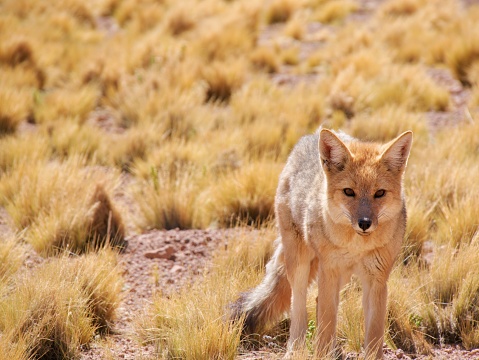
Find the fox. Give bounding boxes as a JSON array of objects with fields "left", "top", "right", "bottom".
[{"left": 231, "top": 128, "right": 413, "bottom": 359}]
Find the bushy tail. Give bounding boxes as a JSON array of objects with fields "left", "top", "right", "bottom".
[{"left": 230, "top": 239, "right": 291, "bottom": 334}]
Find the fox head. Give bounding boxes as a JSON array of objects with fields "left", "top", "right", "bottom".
[{"left": 318, "top": 129, "right": 413, "bottom": 236}]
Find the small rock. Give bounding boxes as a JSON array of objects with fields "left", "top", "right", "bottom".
[
  {"left": 144, "top": 245, "right": 175, "bottom": 260},
  {"left": 170, "top": 265, "right": 184, "bottom": 273},
  {"left": 192, "top": 239, "right": 206, "bottom": 246},
  {"left": 471, "top": 349, "right": 479, "bottom": 355},
  {"left": 193, "top": 248, "right": 205, "bottom": 256},
  {"left": 396, "top": 349, "right": 404, "bottom": 359}
]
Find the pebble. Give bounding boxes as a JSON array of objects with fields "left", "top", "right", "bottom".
[
  {"left": 170, "top": 265, "right": 184, "bottom": 273},
  {"left": 144, "top": 245, "right": 176, "bottom": 260}
]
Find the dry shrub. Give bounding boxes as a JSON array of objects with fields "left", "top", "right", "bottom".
[
  {"left": 446, "top": 32, "right": 479, "bottom": 86},
  {"left": 107, "top": 129, "right": 150, "bottom": 172},
  {"left": 436, "top": 193, "right": 479, "bottom": 247},
  {"left": 281, "top": 46, "right": 300, "bottom": 66},
  {"left": 132, "top": 139, "right": 209, "bottom": 180},
  {"left": 201, "top": 162, "right": 281, "bottom": 227},
  {"left": 327, "top": 32, "right": 450, "bottom": 112},
  {"left": 402, "top": 195, "right": 436, "bottom": 263},
  {"left": 468, "top": 62, "right": 479, "bottom": 108},
  {"left": 284, "top": 16, "right": 305, "bottom": 40},
  {"left": 165, "top": 6, "right": 196, "bottom": 36},
  {"left": 347, "top": 106, "right": 428, "bottom": 143},
  {"left": 0, "top": 159, "right": 125, "bottom": 255},
  {"left": 250, "top": 47, "right": 280, "bottom": 73},
  {"left": 0, "top": 88, "right": 32, "bottom": 134},
  {"left": 365, "top": 66, "right": 450, "bottom": 112},
  {"left": 194, "top": 23, "right": 254, "bottom": 61},
  {"left": 0, "top": 236, "right": 24, "bottom": 281},
  {"left": 135, "top": 167, "right": 199, "bottom": 230},
  {"left": 265, "top": 0, "right": 297, "bottom": 24},
  {"left": 0, "top": 134, "right": 51, "bottom": 176},
  {"left": 0, "top": 64, "right": 44, "bottom": 89},
  {"left": 387, "top": 266, "right": 431, "bottom": 355},
  {"left": 0, "top": 37, "right": 36, "bottom": 67},
  {"left": 244, "top": 121, "right": 285, "bottom": 159},
  {"left": 337, "top": 280, "right": 364, "bottom": 353},
  {"left": 48, "top": 122, "right": 103, "bottom": 161},
  {"left": 33, "top": 85, "right": 100, "bottom": 124},
  {"left": 418, "top": 241, "right": 479, "bottom": 347},
  {"left": 202, "top": 61, "right": 245, "bottom": 104},
  {"left": 379, "top": 0, "right": 427, "bottom": 17},
  {"left": 0, "top": 251, "right": 121, "bottom": 359},
  {"left": 313, "top": 0, "right": 358, "bottom": 24}
]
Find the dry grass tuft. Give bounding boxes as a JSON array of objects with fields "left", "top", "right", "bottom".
[
  {"left": 347, "top": 107, "right": 428, "bottom": 143},
  {"left": 201, "top": 162, "right": 281, "bottom": 227},
  {"left": 33, "top": 85, "right": 100, "bottom": 124},
  {"left": 0, "top": 37, "right": 36, "bottom": 67},
  {"left": 380, "top": 0, "right": 425, "bottom": 17},
  {"left": 0, "top": 236, "right": 24, "bottom": 281},
  {"left": 313, "top": 0, "right": 358, "bottom": 24},
  {"left": 0, "top": 159, "right": 125, "bottom": 255},
  {"left": 265, "top": 0, "right": 298, "bottom": 24},
  {"left": 134, "top": 167, "right": 199, "bottom": 230},
  {"left": 250, "top": 47, "right": 280, "bottom": 73},
  {"left": 446, "top": 32, "right": 479, "bottom": 86},
  {"left": 202, "top": 61, "right": 245, "bottom": 104},
  {"left": 0, "top": 134, "right": 51, "bottom": 175},
  {"left": 0, "top": 88, "right": 32, "bottom": 134},
  {"left": 0, "top": 250, "right": 121, "bottom": 359},
  {"left": 166, "top": 6, "right": 196, "bottom": 36}
]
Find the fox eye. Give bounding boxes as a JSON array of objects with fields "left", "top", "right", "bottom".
[
  {"left": 343, "top": 188, "right": 355, "bottom": 197},
  {"left": 374, "top": 189, "right": 386, "bottom": 198}
]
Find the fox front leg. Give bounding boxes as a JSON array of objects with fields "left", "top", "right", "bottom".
[
  {"left": 315, "top": 266, "right": 341, "bottom": 358},
  {"left": 362, "top": 278, "right": 388, "bottom": 359}
]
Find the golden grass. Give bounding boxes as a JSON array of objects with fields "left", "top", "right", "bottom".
[
  {"left": 0, "top": 134, "right": 51, "bottom": 175},
  {"left": 0, "top": 159, "right": 125, "bottom": 255},
  {"left": 313, "top": 0, "right": 358, "bottom": 24},
  {"left": 0, "top": 250, "right": 121, "bottom": 359},
  {"left": 134, "top": 167, "right": 200, "bottom": 230},
  {"left": 347, "top": 106, "right": 428, "bottom": 143},
  {"left": 0, "top": 236, "right": 24, "bottom": 282},
  {"left": 265, "top": 0, "right": 298, "bottom": 24},
  {"left": 202, "top": 61, "right": 246, "bottom": 104},
  {"left": 200, "top": 162, "right": 282, "bottom": 227},
  {"left": 250, "top": 47, "right": 280, "bottom": 73},
  {"left": 33, "top": 85, "right": 100, "bottom": 125},
  {"left": 2, "top": 0, "right": 479, "bottom": 356},
  {"left": 0, "top": 87, "right": 32, "bottom": 134}
]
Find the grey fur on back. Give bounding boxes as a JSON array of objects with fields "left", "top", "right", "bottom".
[{"left": 275, "top": 132, "right": 324, "bottom": 238}]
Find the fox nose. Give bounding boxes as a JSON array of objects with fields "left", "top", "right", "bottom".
[{"left": 358, "top": 218, "right": 372, "bottom": 231}]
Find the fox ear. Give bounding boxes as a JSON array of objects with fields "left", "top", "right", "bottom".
[
  {"left": 380, "top": 131, "right": 413, "bottom": 172},
  {"left": 319, "top": 129, "right": 352, "bottom": 172}
]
